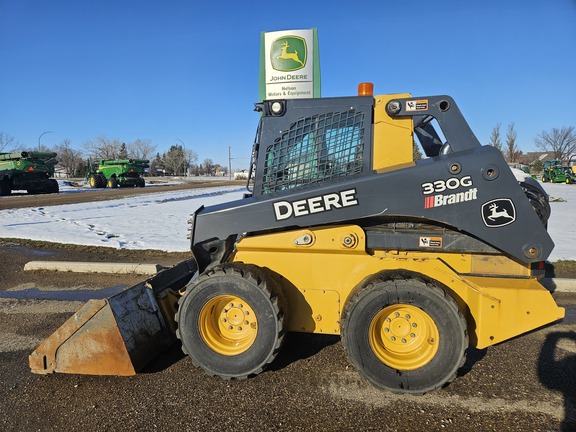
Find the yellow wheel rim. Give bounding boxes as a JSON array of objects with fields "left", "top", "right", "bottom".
[
  {"left": 369, "top": 304, "right": 439, "bottom": 371},
  {"left": 199, "top": 295, "right": 257, "bottom": 356},
  {"left": 90, "top": 177, "right": 95, "bottom": 187}
]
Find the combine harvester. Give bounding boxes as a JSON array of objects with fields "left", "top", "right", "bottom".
[
  {"left": 0, "top": 151, "right": 59, "bottom": 195},
  {"left": 87, "top": 159, "right": 148, "bottom": 188},
  {"left": 30, "top": 84, "right": 564, "bottom": 394}
]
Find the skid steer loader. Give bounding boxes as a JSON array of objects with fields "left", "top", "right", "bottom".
[{"left": 30, "top": 84, "right": 564, "bottom": 394}]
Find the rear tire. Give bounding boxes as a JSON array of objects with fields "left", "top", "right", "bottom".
[
  {"left": 519, "top": 178, "right": 551, "bottom": 227},
  {"left": 107, "top": 177, "right": 118, "bottom": 188},
  {"left": 341, "top": 275, "right": 467, "bottom": 394},
  {"left": 176, "top": 264, "right": 286, "bottom": 379}
]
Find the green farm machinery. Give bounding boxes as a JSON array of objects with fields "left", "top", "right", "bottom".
[
  {"left": 87, "top": 159, "right": 149, "bottom": 188},
  {"left": 0, "top": 151, "right": 59, "bottom": 196},
  {"left": 541, "top": 160, "right": 576, "bottom": 184}
]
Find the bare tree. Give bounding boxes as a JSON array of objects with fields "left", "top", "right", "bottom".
[
  {"left": 83, "top": 136, "right": 122, "bottom": 160},
  {"left": 185, "top": 148, "right": 198, "bottom": 173},
  {"left": 128, "top": 139, "right": 156, "bottom": 160},
  {"left": 0, "top": 132, "right": 17, "bottom": 152},
  {"left": 505, "top": 123, "right": 521, "bottom": 163},
  {"left": 489, "top": 123, "right": 503, "bottom": 152},
  {"left": 162, "top": 145, "right": 187, "bottom": 175},
  {"left": 203, "top": 158, "right": 214, "bottom": 176},
  {"left": 535, "top": 126, "right": 576, "bottom": 161},
  {"left": 54, "top": 139, "right": 85, "bottom": 177}
]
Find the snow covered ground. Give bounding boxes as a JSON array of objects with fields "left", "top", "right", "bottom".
[{"left": 0, "top": 181, "right": 574, "bottom": 261}]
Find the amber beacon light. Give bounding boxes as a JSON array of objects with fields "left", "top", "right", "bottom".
[{"left": 358, "top": 82, "right": 374, "bottom": 96}]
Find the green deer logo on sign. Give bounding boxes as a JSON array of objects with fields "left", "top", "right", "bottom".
[{"left": 271, "top": 36, "right": 307, "bottom": 71}]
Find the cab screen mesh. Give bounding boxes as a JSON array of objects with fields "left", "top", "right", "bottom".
[{"left": 261, "top": 109, "right": 365, "bottom": 193}]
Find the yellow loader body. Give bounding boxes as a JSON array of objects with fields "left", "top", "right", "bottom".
[{"left": 233, "top": 225, "right": 564, "bottom": 348}]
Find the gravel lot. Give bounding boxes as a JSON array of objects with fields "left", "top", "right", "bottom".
[{"left": 0, "top": 241, "right": 575, "bottom": 432}]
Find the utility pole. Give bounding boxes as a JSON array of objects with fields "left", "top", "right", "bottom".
[{"left": 228, "top": 146, "right": 232, "bottom": 180}]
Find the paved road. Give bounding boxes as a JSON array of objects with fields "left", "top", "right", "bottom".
[{"left": 0, "top": 243, "right": 575, "bottom": 431}]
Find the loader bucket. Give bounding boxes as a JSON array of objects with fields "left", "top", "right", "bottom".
[{"left": 29, "top": 258, "right": 198, "bottom": 376}]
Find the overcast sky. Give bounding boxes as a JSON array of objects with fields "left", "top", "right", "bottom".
[{"left": 1, "top": 0, "right": 575, "bottom": 168}]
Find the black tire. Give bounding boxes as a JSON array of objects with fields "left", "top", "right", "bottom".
[
  {"left": 136, "top": 177, "right": 145, "bottom": 187},
  {"left": 98, "top": 173, "right": 107, "bottom": 188},
  {"left": 47, "top": 179, "right": 59, "bottom": 194},
  {"left": 176, "top": 263, "right": 286, "bottom": 379},
  {"left": 89, "top": 174, "right": 104, "bottom": 188},
  {"left": 0, "top": 178, "right": 12, "bottom": 196},
  {"left": 341, "top": 275, "right": 467, "bottom": 394},
  {"left": 107, "top": 177, "right": 118, "bottom": 188},
  {"left": 30, "top": 180, "right": 59, "bottom": 195},
  {"left": 519, "top": 178, "right": 551, "bottom": 227}
]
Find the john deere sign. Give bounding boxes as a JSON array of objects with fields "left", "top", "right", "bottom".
[
  {"left": 270, "top": 36, "right": 307, "bottom": 71},
  {"left": 260, "top": 28, "right": 320, "bottom": 101}
]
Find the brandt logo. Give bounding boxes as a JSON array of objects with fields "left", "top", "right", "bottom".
[
  {"left": 271, "top": 36, "right": 307, "bottom": 72},
  {"left": 481, "top": 199, "right": 516, "bottom": 227}
]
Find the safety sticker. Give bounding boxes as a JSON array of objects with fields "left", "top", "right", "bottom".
[
  {"left": 406, "top": 99, "right": 428, "bottom": 111},
  {"left": 419, "top": 236, "right": 443, "bottom": 248}
]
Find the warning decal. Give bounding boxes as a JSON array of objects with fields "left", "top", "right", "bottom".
[
  {"left": 406, "top": 99, "right": 428, "bottom": 111},
  {"left": 419, "top": 236, "right": 443, "bottom": 248}
]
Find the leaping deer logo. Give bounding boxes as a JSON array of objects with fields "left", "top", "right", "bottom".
[
  {"left": 487, "top": 202, "right": 514, "bottom": 221},
  {"left": 277, "top": 41, "right": 305, "bottom": 67}
]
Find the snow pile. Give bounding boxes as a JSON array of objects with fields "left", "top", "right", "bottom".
[{"left": 0, "top": 186, "right": 244, "bottom": 252}]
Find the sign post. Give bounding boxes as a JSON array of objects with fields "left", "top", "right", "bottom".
[{"left": 260, "top": 28, "right": 320, "bottom": 101}]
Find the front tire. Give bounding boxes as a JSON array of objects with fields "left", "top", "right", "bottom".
[
  {"left": 46, "top": 179, "right": 59, "bottom": 194},
  {"left": 341, "top": 275, "right": 467, "bottom": 394},
  {"left": 107, "top": 177, "right": 118, "bottom": 188},
  {"left": 176, "top": 264, "right": 286, "bottom": 379},
  {"left": 0, "top": 178, "right": 12, "bottom": 196},
  {"left": 89, "top": 174, "right": 105, "bottom": 188}
]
